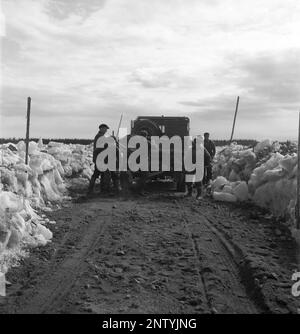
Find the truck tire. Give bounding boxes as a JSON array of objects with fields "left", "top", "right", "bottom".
[{"left": 132, "top": 119, "right": 162, "bottom": 137}]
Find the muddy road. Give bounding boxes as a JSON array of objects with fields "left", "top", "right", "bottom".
[{"left": 0, "top": 181, "right": 299, "bottom": 314}]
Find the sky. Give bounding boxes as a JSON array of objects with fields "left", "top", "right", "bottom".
[{"left": 0, "top": 0, "right": 300, "bottom": 140}]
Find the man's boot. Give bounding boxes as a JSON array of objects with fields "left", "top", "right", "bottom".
[
  {"left": 111, "top": 172, "right": 121, "bottom": 194},
  {"left": 120, "top": 172, "right": 131, "bottom": 195},
  {"left": 137, "top": 172, "right": 148, "bottom": 196},
  {"left": 196, "top": 189, "right": 203, "bottom": 200},
  {"left": 87, "top": 175, "right": 97, "bottom": 196},
  {"left": 196, "top": 183, "right": 203, "bottom": 200},
  {"left": 186, "top": 184, "right": 193, "bottom": 197}
]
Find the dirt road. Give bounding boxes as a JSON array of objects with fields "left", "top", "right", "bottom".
[{"left": 0, "top": 180, "right": 299, "bottom": 314}]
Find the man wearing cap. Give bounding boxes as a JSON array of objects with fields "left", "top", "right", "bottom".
[{"left": 87, "top": 124, "right": 110, "bottom": 195}]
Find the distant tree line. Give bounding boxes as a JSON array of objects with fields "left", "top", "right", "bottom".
[
  {"left": 213, "top": 139, "right": 259, "bottom": 147},
  {"left": 0, "top": 137, "right": 260, "bottom": 147},
  {"left": 0, "top": 138, "right": 93, "bottom": 145}
]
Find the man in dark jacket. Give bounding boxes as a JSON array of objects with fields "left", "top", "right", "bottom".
[
  {"left": 87, "top": 124, "right": 110, "bottom": 195},
  {"left": 136, "top": 129, "right": 151, "bottom": 195},
  {"left": 204, "top": 132, "right": 216, "bottom": 185},
  {"left": 186, "top": 138, "right": 211, "bottom": 199}
]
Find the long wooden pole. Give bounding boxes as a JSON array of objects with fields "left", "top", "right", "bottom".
[
  {"left": 297, "top": 111, "right": 300, "bottom": 229},
  {"left": 230, "top": 96, "right": 240, "bottom": 143},
  {"left": 25, "top": 97, "right": 31, "bottom": 165},
  {"left": 116, "top": 114, "right": 123, "bottom": 139}
]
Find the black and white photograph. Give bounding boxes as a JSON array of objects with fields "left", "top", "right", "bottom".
[{"left": 0, "top": 0, "right": 300, "bottom": 318}]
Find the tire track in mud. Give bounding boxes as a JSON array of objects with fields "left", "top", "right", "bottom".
[
  {"left": 15, "top": 201, "right": 115, "bottom": 314},
  {"left": 175, "top": 199, "right": 263, "bottom": 314},
  {"left": 70, "top": 198, "right": 213, "bottom": 314},
  {"left": 174, "top": 200, "right": 212, "bottom": 313},
  {"left": 192, "top": 201, "right": 300, "bottom": 314},
  {"left": 111, "top": 199, "right": 212, "bottom": 314},
  {"left": 195, "top": 208, "right": 271, "bottom": 313}
]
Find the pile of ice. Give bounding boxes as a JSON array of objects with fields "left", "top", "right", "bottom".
[
  {"left": 212, "top": 177, "right": 249, "bottom": 203},
  {"left": 0, "top": 139, "right": 93, "bottom": 272},
  {"left": 213, "top": 140, "right": 277, "bottom": 183},
  {"left": 212, "top": 139, "right": 297, "bottom": 224},
  {"left": 0, "top": 190, "right": 54, "bottom": 272},
  {"left": 46, "top": 141, "right": 93, "bottom": 180},
  {"left": 1, "top": 140, "right": 67, "bottom": 207},
  {"left": 1, "top": 140, "right": 93, "bottom": 202}
]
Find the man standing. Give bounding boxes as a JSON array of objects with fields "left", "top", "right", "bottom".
[
  {"left": 136, "top": 129, "right": 151, "bottom": 195},
  {"left": 110, "top": 135, "right": 121, "bottom": 194},
  {"left": 87, "top": 124, "right": 110, "bottom": 195},
  {"left": 186, "top": 138, "right": 211, "bottom": 199},
  {"left": 204, "top": 132, "right": 216, "bottom": 185}
]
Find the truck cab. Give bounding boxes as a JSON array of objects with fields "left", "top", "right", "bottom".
[
  {"left": 131, "top": 116, "right": 190, "bottom": 138},
  {"left": 129, "top": 116, "right": 190, "bottom": 192}
]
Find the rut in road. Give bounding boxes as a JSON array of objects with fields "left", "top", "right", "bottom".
[
  {"left": 15, "top": 202, "right": 115, "bottom": 314},
  {"left": 175, "top": 200, "right": 261, "bottom": 314}
]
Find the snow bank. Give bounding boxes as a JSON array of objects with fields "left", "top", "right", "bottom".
[
  {"left": 0, "top": 139, "right": 93, "bottom": 272},
  {"left": 0, "top": 191, "right": 54, "bottom": 274},
  {"left": 212, "top": 140, "right": 298, "bottom": 225},
  {"left": 1, "top": 142, "right": 66, "bottom": 207},
  {"left": 47, "top": 141, "right": 93, "bottom": 179}
]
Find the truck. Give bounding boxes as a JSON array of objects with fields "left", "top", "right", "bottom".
[{"left": 125, "top": 116, "right": 190, "bottom": 192}]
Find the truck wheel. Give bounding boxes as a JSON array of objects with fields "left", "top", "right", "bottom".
[{"left": 132, "top": 119, "right": 162, "bottom": 137}]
